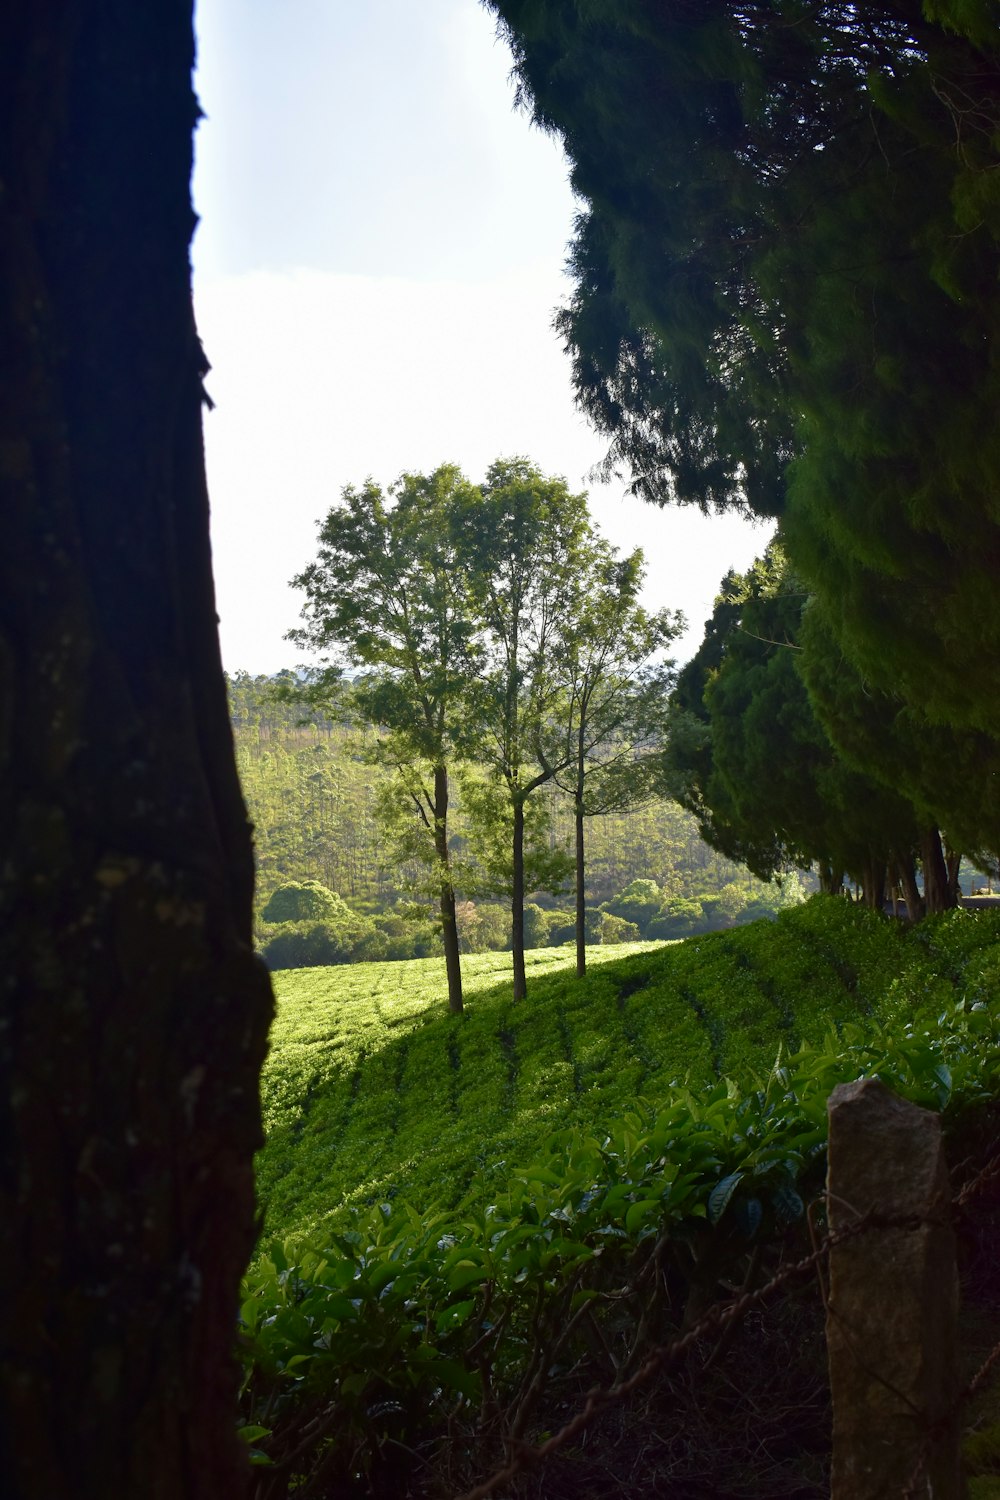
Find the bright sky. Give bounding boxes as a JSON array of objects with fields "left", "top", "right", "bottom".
[{"left": 192, "top": 0, "right": 771, "bottom": 673}]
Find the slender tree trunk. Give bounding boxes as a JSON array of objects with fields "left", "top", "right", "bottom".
[
  {"left": 575, "top": 788, "right": 587, "bottom": 979},
  {"left": 433, "top": 765, "right": 463, "bottom": 1014},
  {"left": 0, "top": 8, "right": 274, "bottom": 1496},
  {"left": 512, "top": 795, "right": 527, "bottom": 1000},
  {"left": 573, "top": 722, "right": 587, "bottom": 979}
]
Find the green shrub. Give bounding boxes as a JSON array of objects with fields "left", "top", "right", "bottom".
[
  {"left": 649, "top": 898, "right": 709, "bottom": 939},
  {"left": 255, "top": 897, "right": 1000, "bottom": 1241},
  {"left": 240, "top": 963, "right": 1000, "bottom": 1495},
  {"left": 547, "top": 907, "right": 609, "bottom": 945},
  {"left": 261, "top": 919, "right": 370, "bottom": 970},
  {"left": 703, "top": 881, "right": 750, "bottom": 928},
  {"left": 525, "top": 902, "right": 574, "bottom": 949},
  {"left": 372, "top": 909, "right": 443, "bottom": 961},
  {"left": 601, "top": 911, "right": 641, "bottom": 944},
  {"left": 456, "top": 900, "right": 510, "bottom": 952},
  {"left": 603, "top": 877, "right": 663, "bottom": 933},
  {"left": 262, "top": 879, "right": 345, "bottom": 923}
]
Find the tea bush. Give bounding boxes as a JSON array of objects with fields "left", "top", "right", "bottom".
[{"left": 242, "top": 898, "right": 1000, "bottom": 1495}]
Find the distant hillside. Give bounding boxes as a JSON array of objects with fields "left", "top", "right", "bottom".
[{"left": 228, "top": 671, "right": 810, "bottom": 934}]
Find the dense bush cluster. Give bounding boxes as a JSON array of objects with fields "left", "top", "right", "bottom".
[
  {"left": 606, "top": 875, "right": 805, "bottom": 942},
  {"left": 259, "top": 882, "right": 443, "bottom": 969},
  {"left": 258, "top": 873, "right": 808, "bottom": 969}
]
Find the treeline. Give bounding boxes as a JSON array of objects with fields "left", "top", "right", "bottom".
[{"left": 228, "top": 672, "right": 807, "bottom": 966}]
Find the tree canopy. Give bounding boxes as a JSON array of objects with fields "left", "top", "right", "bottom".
[
  {"left": 451, "top": 458, "right": 595, "bottom": 999},
  {"left": 666, "top": 545, "right": 934, "bottom": 906},
  {"left": 486, "top": 0, "right": 1000, "bottom": 743}
]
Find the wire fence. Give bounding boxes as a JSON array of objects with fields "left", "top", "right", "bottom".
[{"left": 455, "top": 1144, "right": 1000, "bottom": 1500}]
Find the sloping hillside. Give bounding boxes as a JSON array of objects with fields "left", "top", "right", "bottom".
[{"left": 256, "top": 898, "right": 990, "bottom": 1245}]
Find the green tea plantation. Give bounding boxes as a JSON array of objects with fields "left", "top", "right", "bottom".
[{"left": 243, "top": 899, "right": 1000, "bottom": 1498}]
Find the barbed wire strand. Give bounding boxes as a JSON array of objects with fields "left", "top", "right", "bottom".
[{"left": 454, "top": 1143, "right": 1000, "bottom": 1500}]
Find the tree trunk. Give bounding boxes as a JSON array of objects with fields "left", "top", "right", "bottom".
[
  {"left": 922, "top": 827, "right": 956, "bottom": 914},
  {"left": 512, "top": 796, "right": 527, "bottom": 1000},
  {"left": 860, "top": 856, "right": 886, "bottom": 911},
  {"left": 575, "top": 787, "right": 587, "bottom": 979},
  {"left": 0, "top": 8, "right": 274, "bottom": 1497},
  {"left": 894, "top": 851, "right": 925, "bottom": 921},
  {"left": 433, "top": 765, "right": 463, "bottom": 1014}
]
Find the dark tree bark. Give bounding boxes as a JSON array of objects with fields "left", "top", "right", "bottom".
[
  {"left": 575, "top": 788, "right": 587, "bottom": 980},
  {"left": 511, "top": 797, "right": 527, "bottom": 1001},
  {"left": 893, "top": 851, "right": 926, "bottom": 922},
  {"left": 921, "top": 827, "right": 957, "bottom": 914},
  {"left": 859, "top": 855, "right": 887, "bottom": 912},
  {"left": 0, "top": 7, "right": 274, "bottom": 1498},
  {"left": 432, "top": 765, "right": 463, "bottom": 1014}
]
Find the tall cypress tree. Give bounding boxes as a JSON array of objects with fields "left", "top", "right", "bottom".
[
  {"left": 666, "top": 547, "right": 925, "bottom": 904},
  {"left": 487, "top": 1, "right": 1000, "bottom": 749}
]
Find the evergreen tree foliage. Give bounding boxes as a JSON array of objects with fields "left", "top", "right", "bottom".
[
  {"left": 798, "top": 601, "right": 1000, "bottom": 890},
  {"left": 667, "top": 546, "right": 926, "bottom": 905},
  {"left": 486, "top": 0, "right": 1000, "bottom": 738}
]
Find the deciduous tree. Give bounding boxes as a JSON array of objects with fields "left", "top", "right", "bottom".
[
  {"left": 552, "top": 541, "right": 681, "bottom": 974},
  {"left": 290, "top": 465, "right": 479, "bottom": 1013},
  {"left": 454, "top": 458, "right": 590, "bottom": 999}
]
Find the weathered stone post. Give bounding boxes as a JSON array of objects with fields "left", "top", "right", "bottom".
[{"left": 826, "top": 1078, "right": 964, "bottom": 1498}]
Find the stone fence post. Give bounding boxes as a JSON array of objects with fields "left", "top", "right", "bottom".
[{"left": 826, "top": 1078, "right": 964, "bottom": 1498}]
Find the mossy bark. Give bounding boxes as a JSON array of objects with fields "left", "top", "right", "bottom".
[{"left": 0, "top": 6, "right": 274, "bottom": 1496}]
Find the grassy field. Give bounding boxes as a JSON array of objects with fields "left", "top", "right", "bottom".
[{"left": 256, "top": 898, "right": 999, "bottom": 1246}]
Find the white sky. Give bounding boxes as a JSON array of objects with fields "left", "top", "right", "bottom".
[{"left": 192, "top": 0, "right": 771, "bottom": 673}]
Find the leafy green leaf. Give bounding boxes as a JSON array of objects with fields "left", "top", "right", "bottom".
[{"left": 707, "top": 1172, "right": 744, "bottom": 1225}]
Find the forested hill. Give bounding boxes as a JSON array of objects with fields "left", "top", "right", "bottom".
[{"left": 227, "top": 671, "right": 808, "bottom": 938}]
